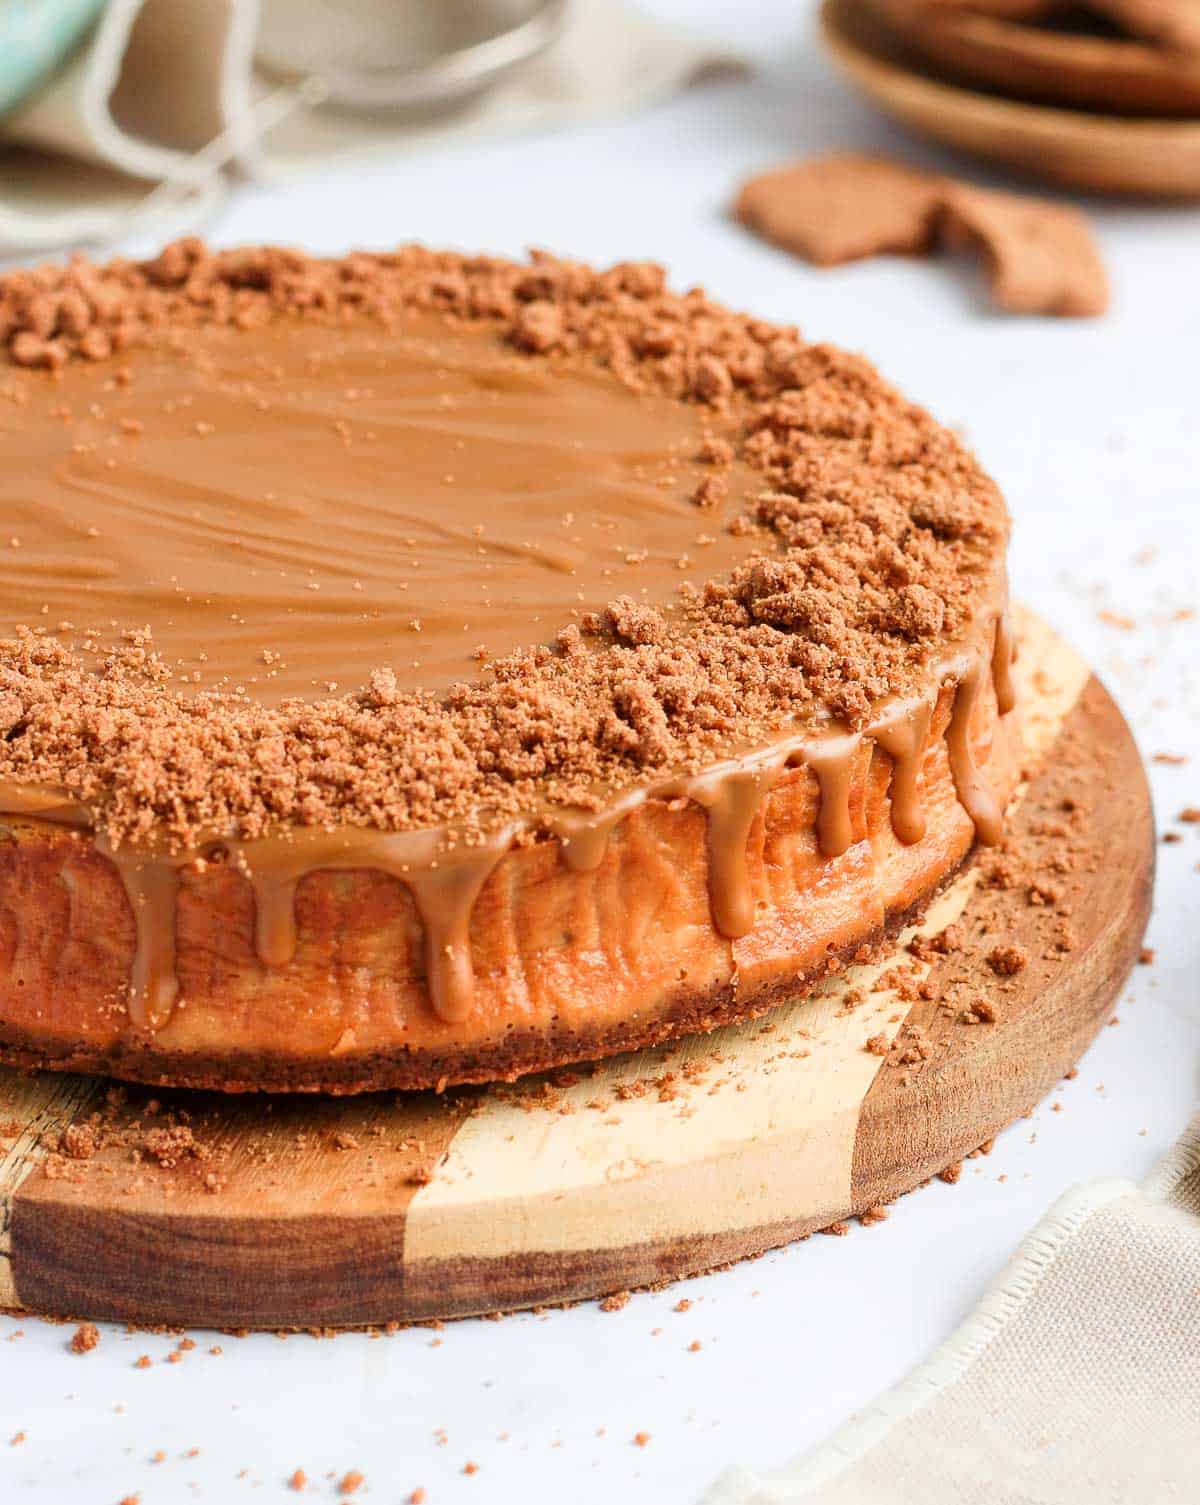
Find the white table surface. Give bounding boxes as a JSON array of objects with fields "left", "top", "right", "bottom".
[{"left": 2, "top": 3, "right": 1198, "bottom": 1500}]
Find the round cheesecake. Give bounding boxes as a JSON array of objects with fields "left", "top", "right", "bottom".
[{"left": 0, "top": 242, "right": 1018, "bottom": 1093}]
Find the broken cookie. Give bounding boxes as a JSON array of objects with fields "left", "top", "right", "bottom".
[
  {"left": 734, "top": 153, "right": 1109, "bottom": 317},
  {"left": 940, "top": 184, "right": 1109, "bottom": 316},
  {"left": 733, "top": 153, "right": 944, "bottom": 266}
]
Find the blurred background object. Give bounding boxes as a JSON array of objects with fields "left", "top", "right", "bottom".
[
  {"left": 0, "top": 0, "right": 742, "bottom": 253},
  {"left": 0, "top": 0, "right": 107, "bottom": 117},
  {"left": 821, "top": 0, "right": 1200, "bottom": 195},
  {"left": 254, "top": 0, "right": 567, "bottom": 112}
]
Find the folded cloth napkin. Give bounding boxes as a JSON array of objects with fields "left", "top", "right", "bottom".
[
  {"left": 0, "top": 0, "right": 742, "bottom": 253},
  {"left": 705, "top": 1115, "right": 1200, "bottom": 1505}
]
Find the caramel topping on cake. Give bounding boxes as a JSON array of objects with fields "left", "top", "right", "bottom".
[
  {"left": 0, "top": 244, "right": 1013, "bottom": 1038},
  {"left": 0, "top": 315, "right": 764, "bottom": 703},
  {"left": 0, "top": 242, "right": 1006, "bottom": 850}
]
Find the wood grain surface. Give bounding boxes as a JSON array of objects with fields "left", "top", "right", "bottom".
[
  {"left": 0, "top": 610, "right": 1153, "bottom": 1329},
  {"left": 821, "top": 0, "right": 1200, "bottom": 199}
]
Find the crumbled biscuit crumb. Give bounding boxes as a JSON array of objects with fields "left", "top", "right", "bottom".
[
  {"left": 69, "top": 1323, "right": 99, "bottom": 1355},
  {"left": 987, "top": 944, "right": 1027, "bottom": 975}
]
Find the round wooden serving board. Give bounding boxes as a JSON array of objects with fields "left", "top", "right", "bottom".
[
  {"left": 0, "top": 610, "right": 1153, "bottom": 1330},
  {"left": 820, "top": 0, "right": 1200, "bottom": 198}
]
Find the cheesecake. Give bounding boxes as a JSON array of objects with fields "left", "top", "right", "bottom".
[{"left": 0, "top": 242, "right": 1018, "bottom": 1092}]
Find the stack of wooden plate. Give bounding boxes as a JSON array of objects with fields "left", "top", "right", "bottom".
[{"left": 820, "top": 0, "right": 1200, "bottom": 196}]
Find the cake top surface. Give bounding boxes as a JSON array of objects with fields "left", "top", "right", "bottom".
[
  {"left": 0, "top": 310, "right": 764, "bottom": 705},
  {"left": 0, "top": 241, "right": 1007, "bottom": 849}
]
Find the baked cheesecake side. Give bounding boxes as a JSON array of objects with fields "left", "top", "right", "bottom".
[
  {"left": 0, "top": 684, "right": 1017, "bottom": 1092},
  {"left": 0, "top": 243, "right": 1016, "bottom": 1092}
]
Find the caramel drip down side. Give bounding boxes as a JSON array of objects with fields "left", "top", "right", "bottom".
[
  {"left": 0, "top": 791, "right": 184, "bottom": 1032},
  {"left": 686, "top": 761, "right": 786, "bottom": 939},
  {"left": 872, "top": 701, "right": 934, "bottom": 846},
  {"left": 0, "top": 611, "right": 1015, "bottom": 1037},
  {"left": 225, "top": 841, "right": 309, "bottom": 971},
  {"left": 804, "top": 737, "right": 861, "bottom": 860},
  {"left": 96, "top": 839, "right": 186, "bottom": 1032},
  {"left": 405, "top": 854, "right": 509, "bottom": 1026},
  {"left": 228, "top": 825, "right": 521, "bottom": 1026},
  {"left": 545, "top": 791, "right": 649, "bottom": 875},
  {"left": 251, "top": 874, "right": 303, "bottom": 970},
  {"left": 946, "top": 658, "right": 1004, "bottom": 847},
  {"left": 993, "top": 610, "right": 1018, "bottom": 717}
]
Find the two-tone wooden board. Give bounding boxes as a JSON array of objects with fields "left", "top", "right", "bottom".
[{"left": 0, "top": 610, "right": 1153, "bottom": 1329}]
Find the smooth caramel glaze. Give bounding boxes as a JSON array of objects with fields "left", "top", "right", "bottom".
[{"left": 0, "top": 316, "right": 762, "bottom": 703}]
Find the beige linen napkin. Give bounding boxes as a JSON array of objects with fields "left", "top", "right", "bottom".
[
  {"left": 0, "top": 0, "right": 741, "bottom": 252},
  {"left": 705, "top": 1116, "right": 1200, "bottom": 1505}
]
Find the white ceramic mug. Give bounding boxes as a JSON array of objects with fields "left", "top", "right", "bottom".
[{"left": 254, "top": 0, "right": 566, "bottom": 109}]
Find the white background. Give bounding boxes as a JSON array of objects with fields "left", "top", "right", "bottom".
[{"left": 2, "top": 2, "right": 1198, "bottom": 1501}]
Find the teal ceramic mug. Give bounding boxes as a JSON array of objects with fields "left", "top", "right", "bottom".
[{"left": 0, "top": 0, "right": 108, "bottom": 119}]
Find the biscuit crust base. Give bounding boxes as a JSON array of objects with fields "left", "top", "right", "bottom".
[{"left": 0, "top": 684, "right": 1018, "bottom": 1095}]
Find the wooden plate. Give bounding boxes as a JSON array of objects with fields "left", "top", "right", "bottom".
[
  {"left": 862, "top": 0, "right": 1200, "bottom": 116},
  {"left": 0, "top": 610, "right": 1153, "bottom": 1330},
  {"left": 821, "top": 0, "right": 1200, "bottom": 196}
]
